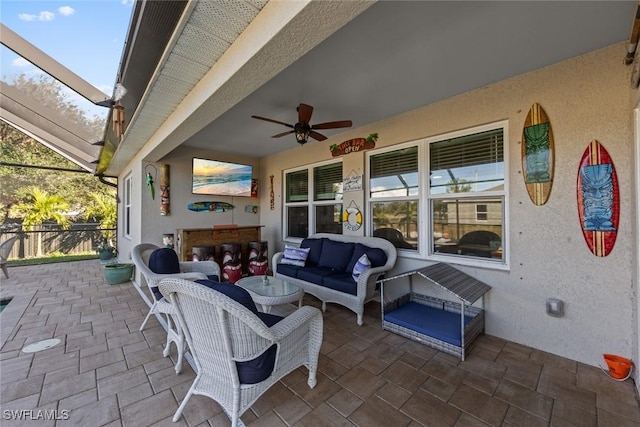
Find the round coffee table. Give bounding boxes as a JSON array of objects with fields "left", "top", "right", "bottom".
[{"left": 236, "top": 276, "right": 303, "bottom": 313}]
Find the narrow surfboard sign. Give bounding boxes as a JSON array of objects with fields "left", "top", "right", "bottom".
[
  {"left": 522, "top": 103, "right": 555, "bottom": 205},
  {"left": 576, "top": 140, "right": 619, "bottom": 257},
  {"left": 187, "top": 201, "right": 234, "bottom": 212}
]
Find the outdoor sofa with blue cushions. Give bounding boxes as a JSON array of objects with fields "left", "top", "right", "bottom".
[{"left": 273, "top": 233, "right": 397, "bottom": 325}]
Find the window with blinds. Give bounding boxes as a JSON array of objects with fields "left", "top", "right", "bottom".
[
  {"left": 283, "top": 160, "right": 343, "bottom": 240},
  {"left": 428, "top": 124, "right": 506, "bottom": 264},
  {"left": 286, "top": 169, "right": 308, "bottom": 203},
  {"left": 429, "top": 128, "right": 504, "bottom": 195},
  {"left": 314, "top": 162, "right": 343, "bottom": 201},
  {"left": 370, "top": 146, "right": 419, "bottom": 198}
]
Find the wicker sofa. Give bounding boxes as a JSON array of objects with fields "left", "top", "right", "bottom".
[{"left": 273, "top": 233, "right": 397, "bottom": 325}]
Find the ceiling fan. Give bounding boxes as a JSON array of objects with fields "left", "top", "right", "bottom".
[{"left": 251, "top": 103, "right": 352, "bottom": 145}]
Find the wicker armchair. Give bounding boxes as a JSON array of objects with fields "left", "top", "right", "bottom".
[
  {"left": 131, "top": 243, "right": 221, "bottom": 373},
  {"left": 158, "top": 278, "right": 323, "bottom": 426}
]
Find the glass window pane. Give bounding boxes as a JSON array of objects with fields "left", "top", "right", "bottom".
[
  {"left": 371, "top": 201, "right": 418, "bottom": 250},
  {"left": 314, "top": 163, "right": 343, "bottom": 201},
  {"left": 430, "top": 129, "right": 504, "bottom": 195},
  {"left": 315, "top": 204, "right": 343, "bottom": 234},
  {"left": 286, "top": 170, "right": 308, "bottom": 202},
  {"left": 287, "top": 206, "right": 308, "bottom": 238},
  {"left": 432, "top": 198, "right": 503, "bottom": 260},
  {"left": 370, "top": 146, "right": 419, "bottom": 198}
]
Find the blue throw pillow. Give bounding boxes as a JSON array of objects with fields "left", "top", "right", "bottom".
[
  {"left": 352, "top": 254, "right": 371, "bottom": 282},
  {"left": 318, "top": 240, "right": 354, "bottom": 271},
  {"left": 300, "top": 238, "right": 325, "bottom": 266},
  {"left": 280, "top": 245, "right": 310, "bottom": 267},
  {"left": 365, "top": 248, "right": 387, "bottom": 268},
  {"left": 148, "top": 248, "right": 181, "bottom": 274}
]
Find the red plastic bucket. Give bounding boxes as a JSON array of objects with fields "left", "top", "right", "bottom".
[{"left": 603, "top": 354, "right": 632, "bottom": 380}]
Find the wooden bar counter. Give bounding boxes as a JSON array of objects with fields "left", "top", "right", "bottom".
[{"left": 175, "top": 226, "right": 263, "bottom": 264}]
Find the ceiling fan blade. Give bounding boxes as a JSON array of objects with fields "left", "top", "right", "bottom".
[
  {"left": 312, "top": 120, "right": 353, "bottom": 130},
  {"left": 251, "top": 115, "right": 293, "bottom": 128},
  {"left": 309, "top": 130, "right": 327, "bottom": 141},
  {"left": 271, "top": 130, "right": 295, "bottom": 138},
  {"left": 298, "top": 103, "right": 313, "bottom": 123}
]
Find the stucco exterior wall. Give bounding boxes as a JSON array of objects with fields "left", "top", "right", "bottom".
[
  {"left": 260, "top": 42, "right": 636, "bottom": 367},
  {"left": 125, "top": 42, "right": 636, "bottom": 368}
]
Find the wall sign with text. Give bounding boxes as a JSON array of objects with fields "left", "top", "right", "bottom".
[{"left": 330, "top": 133, "right": 378, "bottom": 157}]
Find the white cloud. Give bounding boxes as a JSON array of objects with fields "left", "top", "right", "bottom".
[
  {"left": 18, "top": 11, "right": 55, "bottom": 22},
  {"left": 18, "top": 13, "right": 37, "bottom": 21},
  {"left": 58, "top": 6, "right": 75, "bottom": 16},
  {"left": 38, "top": 11, "right": 55, "bottom": 21},
  {"left": 12, "top": 58, "right": 31, "bottom": 67}
]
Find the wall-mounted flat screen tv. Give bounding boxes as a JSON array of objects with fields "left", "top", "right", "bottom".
[{"left": 192, "top": 158, "right": 253, "bottom": 197}]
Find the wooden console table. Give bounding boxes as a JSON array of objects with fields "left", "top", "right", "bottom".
[{"left": 175, "top": 226, "right": 263, "bottom": 266}]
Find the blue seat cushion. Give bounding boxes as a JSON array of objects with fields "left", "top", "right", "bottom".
[
  {"left": 318, "top": 240, "right": 354, "bottom": 271},
  {"left": 149, "top": 248, "right": 181, "bottom": 274},
  {"left": 276, "top": 263, "right": 304, "bottom": 278},
  {"left": 150, "top": 286, "right": 164, "bottom": 302},
  {"left": 300, "top": 238, "right": 326, "bottom": 266},
  {"left": 384, "top": 302, "right": 474, "bottom": 346},
  {"left": 195, "top": 279, "right": 259, "bottom": 314},
  {"left": 297, "top": 266, "right": 335, "bottom": 285},
  {"left": 207, "top": 274, "right": 220, "bottom": 282},
  {"left": 195, "top": 279, "right": 284, "bottom": 384},
  {"left": 322, "top": 272, "right": 357, "bottom": 295}
]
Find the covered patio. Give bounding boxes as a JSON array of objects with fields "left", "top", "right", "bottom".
[{"left": 1, "top": 261, "right": 638, "bottom": 426}]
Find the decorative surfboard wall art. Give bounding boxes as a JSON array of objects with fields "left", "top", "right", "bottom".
[
  {"left": 576, "top": 140, "right": 619, "bottom": 257},
  {"left": 160, "top": 163, "right": 170, "bottom": 216},
  {"left": 522, "top": 103, "right": 555, "bottom": 205},
  {"left": 187, "top": 201, "right": 234, "bottom": 212}
]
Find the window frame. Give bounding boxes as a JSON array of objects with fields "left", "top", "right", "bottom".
[
  {"left": 282, "top": 159, "right": 343, "bottom": 242},
  {"left": 123, "top": 173, "right": 132, "bottom": 239},
  {"left": 365, "top": 120, "right": 509, "bottom": 270},
  {"left": 366, "top": 141, "right": 423, "bottom": 253}
]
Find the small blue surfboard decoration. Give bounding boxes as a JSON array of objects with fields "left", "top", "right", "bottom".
[{"left": 187, "top": 201, "right": 235, "bottom": 212}]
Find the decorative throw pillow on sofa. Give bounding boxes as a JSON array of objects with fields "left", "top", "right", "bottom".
[
  {"left": 352, "top": 254, "right": 371, "bottom": 282},
  {"left": 280, "top": 245, "right": 310, "bottom": 267}
]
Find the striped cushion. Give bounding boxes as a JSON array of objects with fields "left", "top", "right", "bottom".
[{"left": 280, "top": 245, "right": 310, "bottom": 267}]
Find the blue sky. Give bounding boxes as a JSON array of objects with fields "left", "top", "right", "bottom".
[{"left": 1, "top": 0, "right": 133, "bottom": 118}]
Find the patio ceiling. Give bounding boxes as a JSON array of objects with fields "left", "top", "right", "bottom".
[
  {"left": 1, "top": 1, "right": 635, "bottom": 175},
  {"left": 102, "top": 0, "right": 635, "bottom": 176}
]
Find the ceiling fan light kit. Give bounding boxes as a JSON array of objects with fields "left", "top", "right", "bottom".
[{"left": 252, "top": 103, "right": 352, "bottom": 145}]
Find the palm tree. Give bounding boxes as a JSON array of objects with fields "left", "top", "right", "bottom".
[
  {"left": 83, "top": 192, "right": 117, "bottom": 246},
  {"left": 13, "top": 187, "right": 70, "bottom": 256}
]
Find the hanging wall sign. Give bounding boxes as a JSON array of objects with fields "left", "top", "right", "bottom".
[
  {"left": 330, "top": 133, "right": 378, "bottom": 157},
  {"left": 343, "top": 175, "right": 363, "bottom": 192},
  {"left": 343, "top": 200, "right": 363, "bottom": 231}
]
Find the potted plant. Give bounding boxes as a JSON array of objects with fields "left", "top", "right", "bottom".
[
  {"left": 103, "top": 263, "right": 134, "bottom": 285},
  {"left": 96, "top": 241, "right": 116, "bottom": 261}
]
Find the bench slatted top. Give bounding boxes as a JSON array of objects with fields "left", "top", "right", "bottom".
[{"left": 416, "top": 263, "right": 491, "bottom": 305}]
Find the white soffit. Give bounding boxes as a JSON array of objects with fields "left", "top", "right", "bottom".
[{"left": 107, "top": 0, "right": 372, "bottom": 175}]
